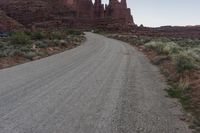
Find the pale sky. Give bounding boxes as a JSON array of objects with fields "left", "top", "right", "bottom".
[{"left": 100, "top": 0, "right": 200, "bottom": 27}]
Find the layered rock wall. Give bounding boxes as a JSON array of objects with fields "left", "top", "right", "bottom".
[{"left": 0, "top": 0, "right": 135, "bottom": 30}]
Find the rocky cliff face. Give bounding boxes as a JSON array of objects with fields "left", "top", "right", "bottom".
[
  {"left": 0, "top": 0, "right": 56, "bottom": 25},
  {"left": 0, "top": 0, "right": 135, "bottom": 30},
  {"left": 0, "top": 10, "right": 24, "bottom": 31}
]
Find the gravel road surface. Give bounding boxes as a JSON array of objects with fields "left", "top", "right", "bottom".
[{"left": 0, "top": 33, "right": 191, "bottom": 133}]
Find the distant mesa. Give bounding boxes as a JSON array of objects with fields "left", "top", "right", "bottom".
[{"left": 0, "top": 0, "right": 135, "bottom": 31}]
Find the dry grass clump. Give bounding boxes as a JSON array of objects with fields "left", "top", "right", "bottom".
[{"left": 145, "top": 41, "right": 181, "bottom": 55}]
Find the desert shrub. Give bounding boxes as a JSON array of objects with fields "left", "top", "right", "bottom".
[
  {"left": 36, "top": 51, "right": 46, "bottom": 57},
  {"left": 188, "top": 48, "right": 200, "bottom": 62},
  {"left": 10, "top": 32, "right": 31, "bottom": 46},
  {"left": 24, "top": 51, "right": 37, "bottom": 60},
  {"left": 155, "top": 37, "right": 172, "bottom": 42},
  {"left": 166, "top": 78, "right": 191, "bottom": 110},
  {"left": 51, "top": 39, "right": 60, "bottom": 46},
  {"left": 0, "top": 50, "right": 10, "bottom": 57},
  {"left": 93, "top": 29, "right": 104, "bottom": 34},
  {"left": 0, "top": 48, "right": 18, "bottom": 57},
  {"left": 145, "top": 41, "right": 166, "bottom": 54},
  {"left": 0, "top": 42, "right": 18, "bottom": 57},
  {"left": 128, "top": 36, "right": 151, "bottom": 45},
  {"left": 138, "top": 36, "right": 152, "bottom": 44},
  {"left": 31, "top": 31, "right": 45, "bottom": 40},
  {"left": 19, "top": 45, "right": 32, "bottom": 53},
  {"left": 0, "top": 42, "right": 7, "bottom": 49},
  {"left": 65, "top": 29, "right": 82, "bottom": 36},
  {"left": 167, "top": 81, "right": 189, "bottom": 98},
  {"left": 173, "top": 51, "right": 195, "bottom": 73},
  {"left": 144, "top": 41, "right": 157, "bottom": 49},
  {"left": 48, "top": 31, "right": 64, "bottom": 40},
  {"left": 175, "top": 38, "right": 200, "bottom": 48},
  {"left": 145, "top": 41, "right": 181, "bottom": 55},
  {"left": 164, "top": 42, "right": 181, "bottom": 54},
  {"left": 34, "top": 41, "right": 48, "bottom": 48}
]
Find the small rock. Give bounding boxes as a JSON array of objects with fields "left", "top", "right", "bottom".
[{"left": 48, "top": 48, "right": 54, "bottom": 51}]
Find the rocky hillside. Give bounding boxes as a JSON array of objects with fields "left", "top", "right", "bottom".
[
  {"left": 0, "top": 0, "right": 53, "bottom": 25},
  {"left": 0, "top": 10, "right": 24, "bottom": 31},
  {"left": 0, "top": 0, "right": 72, "bottom": 27}
]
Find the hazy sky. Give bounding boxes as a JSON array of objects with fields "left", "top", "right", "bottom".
[{"left": 101, "top": 0, "right": 200, "bottom": 27}]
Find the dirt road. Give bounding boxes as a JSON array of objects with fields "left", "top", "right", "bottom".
[{"left": 0, "top": 33, "right": 190, "bottom": 133}]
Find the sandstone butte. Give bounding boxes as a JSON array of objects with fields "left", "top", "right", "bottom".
[{"left": 0, "top": 0, "right": 135, "bottom": 31}]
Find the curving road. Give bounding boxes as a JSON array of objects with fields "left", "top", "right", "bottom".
[{"left": 0, "top": 33, "right": 190, "bottom": 133}]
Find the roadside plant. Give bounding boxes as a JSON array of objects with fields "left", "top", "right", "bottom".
[
  {"left": 10, "top": 32, "right": 31, "bottom": 46},
  {"left": 166, "top": 78, "right": 191, "bottom": 111},
  {"left": 188, "top": 48, "right": 200, "bottom": 62},
  {"left": 65, "top": 29, "right": 82, "bottom": 36},
  {"left": 31, "top": 31, "right": 45, "bottom": 40},
  {"left": 173, "top": 51, "right": 195, "bottom": 73},
  {"left": 48, "top": 31, "right": 63, "bottom": 40},
  {"left": 24, "top": 51, "right": 37, "bottom": 60},
  {"left": 145, "top": 41, "right": 181, "bottom": 55}
]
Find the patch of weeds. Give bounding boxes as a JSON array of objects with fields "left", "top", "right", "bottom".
[
  {"left": 145, "top": 41, "right": 181, "bottom": 55},
  {"left": 35, "top": 41, "right": 48, "bottom": 48},
  {"left": 137, "top": 36, "right": 152, "bottom": 44},
  {"left": 45, "top": 31, "right": 63, "bottom": 40},
  {"left": 10, "top": 32, "right": 31, "bottom": 46},
  {"left": 93, "top": 29, "right": 105, "bottom": 34},
  {"left": 36, "top": 51, "right": 46, "bottom": 57},
  {"left": 173, "top": 51, "right": 195, "bottom": 73},
  {"left": 160, "top": 67, "right": 170, "bottom": 78},
  {"left": 166, "top": 79, "right": 192, "bottom": 111},
  {"left": 51, "top": 39, "right": 60, "bottom": 46},
  {"left": 167, "top": 85, "right": 183, "bottom": 98},
  {"left": 23, "top": 51, "right": 37, "bottom": 60},
  {"left": 188, "top": 48, "right": 200, "bottom": 62},
  {"left": 31, "top": 31, "right": 45, "bottom": 40},
  {"left": 65, "top": 29, "right": 82, "bottom": 36}
]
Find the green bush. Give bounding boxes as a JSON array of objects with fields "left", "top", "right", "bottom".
[
  {"left": 188, "top": 48, "right": 200, "bottom": 62},
  {"left": 19, "top": 45, "right": 32, "bottom": 53},
  {"left": 138, "top": 36, "right": 152, "bottom": 44},
  {"left": 145, "top": 41, "right": 181, "bottom": 55},
  {"left": 0, "top": 48, "right": 18, "bottom": 57},
  {"left": 31, "top": 31, "right": 45, "bottom": 40},
  {"left": 48, "top": 31, "right": 63, "bottom": 40},
  {"left": 93, "top": 29, "right": 105, "bottom": 34},
  {"left": 65, "top": 29, "right": 82, "bottom": 36},
  {"left": 51, "top": 39, "right": 60, "bottom": 46},
  {"left": 173, "top": 51, "right": 195, "bottom": 73},
  {"left": 34, "top": 41, "right": 48, "bottom": 48},
  {"left": 164, "top": 42, "right": 181, "bottom": 54},
  {"left": 145, "top": 41, "right": 166, "bottom": 54},
  {"left": 24, "top": 51, "right": 37, "bottom": 60},
  {"left": 10, "top": 32, "right": 31, "bottom": 46},
  {"left": 166, "top": 79, "right": 191, "bottom": 110}
]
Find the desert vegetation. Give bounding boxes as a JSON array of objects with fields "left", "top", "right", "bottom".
[
  {"left": 108, "top": 33, "right": 200, "bottom": 131},
  {"left": 0, "top": 29, "right": 85, "bottom": 68}
]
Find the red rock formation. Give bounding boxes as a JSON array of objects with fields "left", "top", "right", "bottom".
[
  {"left": 0, "top": 10, "right": 24, "bottom": 31},
  {"left": 0, "top": 0, "right": 135, "bottom": 30},
  {"left": 94, "top": 0, "right": 134, "bottom": 30}
]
